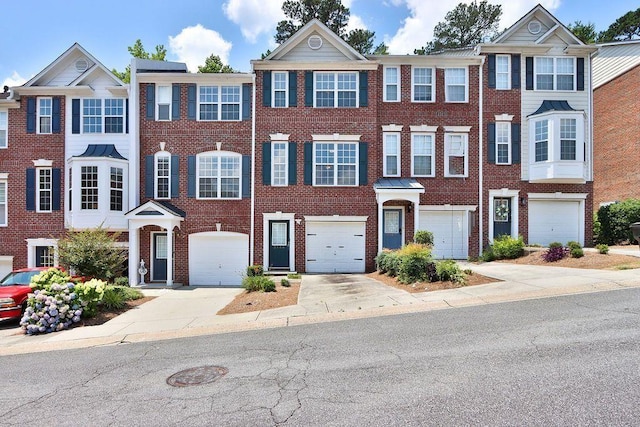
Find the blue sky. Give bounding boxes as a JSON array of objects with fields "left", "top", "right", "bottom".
[{"left": 1, "top": 0, "right": 635, "bottom": 86}]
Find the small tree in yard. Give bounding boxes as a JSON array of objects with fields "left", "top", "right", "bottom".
[{"left": 57, "top": 226, "right": 127, "bottom": 281}]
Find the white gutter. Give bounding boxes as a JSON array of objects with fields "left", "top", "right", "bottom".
[
  {"left": 478, "top": 56, "right": 485, "bottom": 256},
  {"left": 249, "top": 72, "right": 256, "bottom": 266}
]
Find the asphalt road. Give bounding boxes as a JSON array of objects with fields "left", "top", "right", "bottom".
[{"left": 2, "top": 287, "right": 640, "bottom": 426}]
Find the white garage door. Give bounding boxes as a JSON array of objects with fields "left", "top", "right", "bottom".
[
  {"left": 419, "top": 211, "right": 467, "bottom": 259},
  {"left": 188, "top": 232, "right": 248, "bottom": 286},
  {"left": 306, "top": 221, "right": 366, "bottom": 273},
  {"left": 528, "top": 200, "right": 581, "bottom": 246}
]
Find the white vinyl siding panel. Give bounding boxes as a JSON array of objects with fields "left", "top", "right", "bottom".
[
  {"left": 281, "top": 33, "right": 349, "bottom": 61},
  {"left": 592, "top": 43, "right": 640, "bottom": 89}
]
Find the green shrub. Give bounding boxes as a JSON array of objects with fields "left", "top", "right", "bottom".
[
  {"left": 548, "top": 242, "right": 564, "bottom": 249},
  {"left": 567, "top": 241, "right": 582, "bottom": 250},
  {"left": 113, "top": 276, "right": 129, "bottom": 287},
  {"left": 596, "top": 243, "right": 609, "bottom": 254},
  {"left": 492, "top": 235, "right": 525, "bottom": 259},
  {"left": 397, "top": 247, "right": 433, "bottom": 284},
  {"left": 242, "top": 276, "right": 275, "bottom": 292},
  {"left": 375, "top": 250, "right": 391, "bottom": 273},
  {"left": 570, "top": 247, "right": 584, "bottom": 258},
  {"left": 74, "top": 279, "right": 107, "bottom": 317},
  {"left": 414, "top": 230, "right": 434, "bottom": 246},
  {"left": 281, "top": 278, "right": 291, "bottom": 287},
  {"left": 287, "top": 273, "right": 301, "bottom": 279},
  {"left": 376, "top": 250, "right": 401, "bottom": 277},
  {"left": 246, "top": 265, "right": 264, "bottom": 277},
  {"left": 481, "top": 246, "right": 496, "bottom": 262},
  {"left": 543, "top": 246, "right": 568, "bottom": 262},
  {"left": 101, "top": 286, "right": 128, "bottom": 310},
  {"left": 597, "top": 199, "right": 640, "bottom": 244},
  {"left": 435, "top": 260, "right": 466, "bottom": 284}
]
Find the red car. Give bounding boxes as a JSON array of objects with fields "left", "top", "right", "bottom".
[{"left": 0, "top": 267, "right": 50, "bottom": 321}]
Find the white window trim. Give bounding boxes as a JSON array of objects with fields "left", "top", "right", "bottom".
[
  {"left": 444, "top": 132, "right": 469, "bottom": 177},
  {"left": 195, "top": 151, "right": 242, "bottom": 200},
  {"left": 383, "top": 132, "right": 401, "bottom": 177},
  {"left": 271, "top": 141, "right": 289, "bottom": 187},
  {"left": 488, "top": 189, "right": 520, "bottom": 243},
  {"left": 534, "top": 57, "right": 577, "bottom": 92},
  {"left": 411, "top": 132, "right": 435, "bottom": 177},
  {"left": 36, "top": 167, "right": 52, "bottom": 213},
  {"left": 495, "top": 121, "right": 512, "bottom": 165},
  {"left": 156, "top": 85, "right": 172, "bottom": 121},
  {"left": 26, "top": 238, "right": 58, "bottom": 268},
  {"left": 37, "top": 97, "right": 52, "bottom": 135},
  {"left": 411, "top": 66, "right": 435, "bottom": 103},
  {"left": 197, "top": 85, "right": 242, "bottom": 121},
  {"left": 528, "top": 112, "right": 584, "bottom": 164},
  {"left": 313, "top": 72, "right": 359, "bottom": 108},
  {"left": 383, "top": 66, "right": 401, "bottom": 102},
  {"left": 496, "top": 55, "right": 511, "bottom": 90},
  {"left": 272, "top": 71, "right": 289, "bottom": 108},
  {"left": 154, "top": 151, "right": 171, "bottom": 200},
  {"left": 110, "top": 166, "right": 124, "bottom": 212},
  {"left": 0, "top": 174, "right": 7, "bottom": 227},
  {"left": 0, "top": 109, "right": 7, "bottom": 149},
  {"left": 445, "top": 67, "right": 469, "bottom": 103},
  {"left": 311, "top": 136, "right": 359, "bottom": 187}
]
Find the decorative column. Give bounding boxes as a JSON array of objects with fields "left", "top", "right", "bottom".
[{"left": 166, "top": 228, "right": 173, "bottom": 287}]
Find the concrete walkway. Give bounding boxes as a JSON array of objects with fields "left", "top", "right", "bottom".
[{"left": 1, "top": 249, "right": 639, "bottom": 355}]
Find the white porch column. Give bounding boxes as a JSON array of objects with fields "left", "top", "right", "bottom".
[
  {"left": 166, "top": 228, "right": 174, "bottom": 287},
  {"left": 377, "top": 202, "right": 384, "bottom": 254},
  {"left": 129, "top": 227, "right": 140, "bottom": 287},
  {"left": 414, "top": 203, "right": 420, "bottom": 236}
]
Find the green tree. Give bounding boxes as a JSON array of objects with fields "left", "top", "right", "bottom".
[
  {"left": 599, "top": 7, "right": 640, "bottom": 42},
  {"left": 568, "top": 20, "right": 597, "bottom": 44},
  {"left": 57, "top": 226, "right": 127, "bottom": 282},
  {"left": 274, "top": 0, "right": 380, "bottom": 55},
  {"left": 198, "top": 54, "right": 235, "bottom": 73},
  {"left": 416, "top": 0, "right": 502, "bottom": 54},
  {"left": 111, "top": 39, "right": 167, "bottom": 83}
]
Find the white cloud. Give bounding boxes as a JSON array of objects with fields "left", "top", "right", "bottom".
[
  {"left": 223, "top": 0, "right": 284, "bottom": 43},
  {"left": 387, "top": 0, "right": 561, "bottom": 54},
  {"left": 346, "top": 14, "right": 368, "bottom": 33},
  {"left": 168, "top": 25, "right": 233, "bottom": 72},
  {"left": 2, "top": 71, "right": 27, "bottom": 88}
]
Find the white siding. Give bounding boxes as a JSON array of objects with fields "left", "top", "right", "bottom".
[
  {"left": 593, "top": 42, "right": 640, "bottom": 88},
  {"left": 282, "top": 32, "right": 352, "bottom": 62},
  {"left": 47, "top": 53, "right": 96, "bottom": 86}
]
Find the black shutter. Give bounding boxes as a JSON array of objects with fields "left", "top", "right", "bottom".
[
  {"left": 145, "top": 155, "right": 154, "bottom": 198},
  {"left": 72, "top": 99, "right": 80, "bottom": 134},
  {"left": 145, "top": 84, "right": 155, "bottom": 119},
  {"left": 262, "top": 143, "right": 271, "bottom": 185},
  {"left": 288, "top": 71, "right": 297, "bottom": 107},
  {"left": 263, "top": 71, "right": 271, "bottom": 107},
  {"left": 358, "top": 142, "right": 368, "bottom": 185},
  {"left": 171, "top": 84, "right": 180, "bottom": 120},
  {"left": 359, "top": 71, "right": 368, "bottom": 107},
  {"left": 187, "top": 84, "right": 197, "bottom": 120},
  {"left": 288, "top": 142, "right": 297, "bottom": 185},
  {"left": 26, "top": 98, "right": 36, "bottom": 134},
  {"left": 52, "top": 97, "right": 61, "bottom": 133},
  {"left": 242, "top": 83, "right": 251, "bottom": 120},
  {"left": 171, "top": 155, "right": 179, "bottom": 198},
  {"left": 187, "top": 155, "right": 196, "bottom": 197},
  {"left": 511, "top": 54, "right": 521, "bottom": 89},
  {"left": 512, "top": 123, "right": 521, "bottom": 164},
  {"left": 125, "top": 99, "right": 129, "bottom": 134},
  {"left": 577, "top": 57, "right": 585, "bottom": 91},
  {"left": 488, "top": 54, "right": 496, "bottom": 89},
  {"left": 303, "top": 142, "right": 312, "bottom": 184},
  {"left": 242, "top": 155, "right": 251, "bottom": 198},
  {"left": 304, "top": 71, "right": 313, "bottom": 107},
  {"left": 52, "top": 168, "right": 61, "bottom": 210},
  {"left": 525, "top": 57, "right": 534, "bottom": 90},
  {"left": 26, "top": 168, "right": 35, "bottom": 211},
  {"left": 487, "top": 123, "right": 496, "bottom": 164}
]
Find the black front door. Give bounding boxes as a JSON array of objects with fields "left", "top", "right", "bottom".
[
  {"left": 493, "top": 198, "right": 512, "bottom": 239},
  {"left": 382, "top": 209, "right": 403, "bottom": 249},
  {"left": 269, "top": 220, "right": 290, "bottom": 270},
  {"left": 152, "top": 233, "right": 167, "bottom": 281}
]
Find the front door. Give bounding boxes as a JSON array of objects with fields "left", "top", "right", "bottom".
[
  {"left": 493, "top": 198, "right": 512, "bottom": 239},
  {"left": 152, "top": 233, "right": 167, "bottom": 281},
  {"left": 269, "top": 221, "right": 290, "bottom": 270},
  {"left": 383, "top": 209, "right": 403, "bottom": 249},
  {"left": 35, "top": 246, "right": 54, "bottom": 267}
]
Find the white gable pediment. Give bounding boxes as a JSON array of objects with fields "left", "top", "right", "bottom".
[{"left": 494, "top": 5, "right": 583, "bottom": 47}]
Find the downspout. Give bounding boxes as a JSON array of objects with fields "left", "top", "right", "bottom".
[
  {"left": 250, "top": 71, "right": 256, "bottom": 266},
  {"left": 478, "top": 55, "right": 485, "bottom": 257}
]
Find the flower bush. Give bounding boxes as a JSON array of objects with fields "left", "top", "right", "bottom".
[{"left": 21, "top": 282, "right": 83, "bottom": 335}]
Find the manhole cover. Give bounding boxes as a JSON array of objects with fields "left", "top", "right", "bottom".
[{"left": 166, "top": 365, "right": 228, "bottom": 387}]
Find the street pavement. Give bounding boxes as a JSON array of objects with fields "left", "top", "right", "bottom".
[{"left": 1, "top": 248, "right": 639, "bottom": 355}]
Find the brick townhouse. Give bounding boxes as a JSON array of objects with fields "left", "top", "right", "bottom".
[{"left": 0, "top": 4, "right": 596, "bottom": 287}]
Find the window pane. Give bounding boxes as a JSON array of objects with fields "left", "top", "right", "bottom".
[
  {"left": 413, "top": 68, "right": 432, "bottom": 101},
  {"left": 560, "top": 118, "right": 577, "bottom": 160},
  {"left": 556, "top": 75, "right": 574, "bottom": 91},
  {"left": 110, "top": 167, "right": 123, "bottom": 211},
  {"left": 272, "top": 142, "right": 287, "bottom": 186},
  {"left": 384, "top": 211, "right": 400, "bottom": 233},
  {"left": 39, "top": 98, "right": 52, "bottom": 133},
  {"left": 535, "top": 120, "right": 548, "bottom": 162},
  {"left": 83, "top": 99, "right": 102, "bottom": 133},
  {"left": 0, "top": 111, "right": 7, "bottom": 148},
  {"left": 271, "top": 222, "right": 287, "bottom": 246},
  {"left": 0, "top": 181, "right": 6, "bottom": 225},
  {"left": 81, "top": 166, "right": 99, "bottom": 210},
  {"left": 156, "top": 156, "right": 170, "bottom": 198}
]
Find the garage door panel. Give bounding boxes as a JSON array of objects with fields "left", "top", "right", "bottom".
[
  {"left": 189, "top": 233, "right": 248, "bottom": 286},
  {"left": 528, "top": 201, "right": 581, "bottom": 246},
  {"left": 306, "top": 222, "right": 365, "bottom": 273},
  {"left": 419, "top": 211, "right": 467, "bottom": 259}
]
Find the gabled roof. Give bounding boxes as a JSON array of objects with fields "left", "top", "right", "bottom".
[
  {"left": 125, "top": 200, "right": 186, "bottom": 219},
  {"left": 493, "top": 4, "right": 583, "bottom": 46},
  {"left": 528, "top": 100, "right": 576, "bottom": 117},
  {"left": 262, "top": 18, "right": 367, "bottom": 62},
  {"left": 593, "top": 40, "right": 640, "bottom": 89},
  {"left": 76, "top": 144, "right": 127, "bottom": 160}
]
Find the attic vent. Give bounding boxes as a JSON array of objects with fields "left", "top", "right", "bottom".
[
  {"left": 308, "top": 35, "right": 323, "bottom": 50},
  {"left": 75, "top": 59, "right": 89, "bottom": 72},
  {"left": 528, "top": 20, "right": 542, "bottom": 35}
]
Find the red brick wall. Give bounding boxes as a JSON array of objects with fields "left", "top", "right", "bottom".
[
  {"left": 593, "top": 64, "right": 640, "bottom": 209},
  {"left": 139, "top": 83, "right": 253, "bottom": 284},
  {"left": 0, "top": 96, "right": 67, "bottom": 268}
]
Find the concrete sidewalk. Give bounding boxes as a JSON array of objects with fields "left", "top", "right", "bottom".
[{"left": 1, "top": 252, "right": 639, "bottom": 355}]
